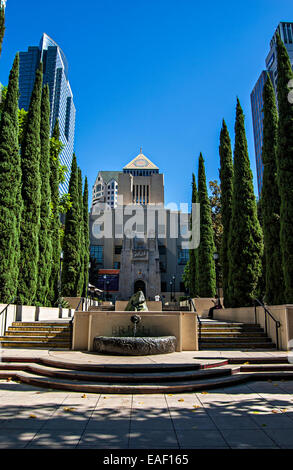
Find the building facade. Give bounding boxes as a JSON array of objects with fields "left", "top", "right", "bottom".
[
  {"left": 251, "top": 22, "right": 293, "bottom": 195},
  {"left": 251, "top": 70, "right": 267, "bottom": 195},
  {"left": 89, "top": 151, "right": 190, "bottom": 301},
  {"left": 19, "top": 33, "right": 76, "bottom": 194}
]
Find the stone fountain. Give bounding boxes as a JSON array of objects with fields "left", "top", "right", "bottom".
[{"left": 93, "top": 290, "right": 177, "bottom": 356}]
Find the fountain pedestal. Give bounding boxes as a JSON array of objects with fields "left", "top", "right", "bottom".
[{"left": 93, "top": 336, "right": 177, "bottom": 356}]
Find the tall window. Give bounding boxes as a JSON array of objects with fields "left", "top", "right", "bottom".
[
  {"left": 178, "top": 248, "right": 189, "bottom": 265},
  {"left": 90, "top": 245, "right": 103, "bottom": 266}
]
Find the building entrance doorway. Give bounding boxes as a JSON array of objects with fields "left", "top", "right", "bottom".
[{"left": 134, "top": 280, "right": 146, "bottom": 297}]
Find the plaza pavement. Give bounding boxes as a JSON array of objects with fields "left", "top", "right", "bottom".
[{"left": 0, "top": 348, "right": 292, "bottom": 448}]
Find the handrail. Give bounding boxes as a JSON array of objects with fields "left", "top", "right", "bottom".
[
  {"left": 0, "top": 297, "right": 15, "bottom": 337},
  {"left": 0, "top": 297, "right": 15, "bottom": 317},
  {"left": 254, "top": 298, "right": 281, "bottom": 350}
]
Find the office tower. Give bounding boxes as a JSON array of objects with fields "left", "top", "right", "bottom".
[
  {"left": 251, "top": 71, "right": 267, "bottom": 195},
  {"left": 19, "top": 33, "right": 76, "bottom": 194},
  {"left": 251, "top": 22, "right": 293, "bottom": 196}
]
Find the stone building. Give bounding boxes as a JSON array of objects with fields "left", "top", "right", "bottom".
[{"left": 89, "top": 151, "right": 190, "bottom": 301}]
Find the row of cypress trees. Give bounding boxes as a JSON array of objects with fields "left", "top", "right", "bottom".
[
  {"left": 186, "top": 93, "right": 263, "bottom": 307},
  {"left": 219, "top": 34, "right": 293, "bottom": 307},
  {"left": 0, "top": 53, "right": 89, "bottom": 306},
  {"left": 261, "top": 35, "right": 293, "bottom": 305},
  {"left": 184, "top": 154, "right": 216, "bottom": 298},
  {"left": 61, "top": 155, "right": 90, "bottom": 298}
]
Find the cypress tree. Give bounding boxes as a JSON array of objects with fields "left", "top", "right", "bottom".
[
  {"left": 0, "top": 6, "right": 5, "bottom": 57},
  {"left": 219, "top": 119, "right": 234, "bottom": 307},
  {"left": 36, "top": 85, "right": 53, "bottom": 306},
  {"left": 276, "top": 35, "right": 293, "bottom": 303},
  {"left": 48, "top": 120, "right": 62, "bottom": 306},
  {"left": 17, "top": 63, "right": 43, "bottom": 305},
  {"left": 61, "top": 154, "right": 81, "bottom": 296},
  {"left": 228, "top": 99, "right": 263, "bottom": 307},
  {"left": 76, "top": 167, "right": 85, "bottom": 296},
  {"left": 197, "top": 153, "right": 216, "bottom": 297},
  {"left": 82, "top": 177, "right": 90, "bottom": 297},
  {"left": 189, "top": 173, "right": 199, "bottom": 297},
  {"left": 261, "top": 74, "right": 284, "bottom": 305},
  {"left": 0, "top": 54, "right": 22, "bottom": 302}
]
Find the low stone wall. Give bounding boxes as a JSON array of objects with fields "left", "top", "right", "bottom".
[
  {"left": 115, "top": 301, "right": 162, "bottom": 312},
  {"left": 192, "top": 298, "right": 224, "bottom": 317},
  {"left": 214, "top": 305, "right": 293, "bottom": 351},
  {"left": 0, "top": 304, "right": 73, "bottom": 335},
  {"left": 73, "top": 311, "right": 197, "bottom": 353}
]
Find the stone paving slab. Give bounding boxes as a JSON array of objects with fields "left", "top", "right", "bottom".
[
  {"left": 0, "top": 347, "right": 292, "bottom": 449},
  {"left": 0, "top": 347, "right": 289, "bottom": 368}
]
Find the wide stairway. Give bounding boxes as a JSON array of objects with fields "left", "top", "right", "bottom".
[
  {"left": 199, "top": 320, "right": 276, "bottom": 350},
  {"left": 0, "top": 355, "right": 292, "bottom": 394},
  {"left": 0, "top": 321, "right": 71, "bottom": 349}
]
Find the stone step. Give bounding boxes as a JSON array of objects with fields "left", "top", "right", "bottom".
[
  {"left": 0, "top": 341, "right": 70, "bottom": 349},
  {"left": 8, "top": 326, "right": 70, "bottom": 332},
  {"left": 201, "top": 326, "right": 264, "bottom": 333},
  {"left": 11, "top": 322, "right": 70, "bottom": 327},
  {"left": 200, "top": 332, "right": 267, "bottom": 338},
  {"left": 5, "top": 331, "right": 70, "bottom": 337},
  {"left": 0, "top": 369, "right": 292, "bottom": 394},
  {"left": 0, "top": 362, "right": 234, "bottom": 383},
  {"left": 0, "top": 335, "right": 70, "bottom": 342},
  {"left": 199, "top": 342, "right": 276, "bottom": 350},
  {"left": 199, "top": 336, "right": 272, "bottom": 343}
]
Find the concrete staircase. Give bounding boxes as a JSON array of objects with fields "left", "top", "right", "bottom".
[
  {"left": 0, "top": 355, "right": 292, "bottom": 394},
  {"left": 199, "top": 321, "right": 276, "bottom": 350},
  {"left": 0, "top": 322, "right": 71, "bottom": 349}
]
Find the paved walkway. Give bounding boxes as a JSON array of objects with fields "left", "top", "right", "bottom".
[
  {"left": 0, "top": 348, "right": 289, "bottom": 367},
  {"left": 0, "top": 348, "right": 292, "bottom": 448},
  {"left": 0, "top": 377, "right": 293, "bottom": 448}
]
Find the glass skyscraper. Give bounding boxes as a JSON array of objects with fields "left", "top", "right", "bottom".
[
  {"left": 251, "top": 70, "right": 266, "bottom": 195},
  {"left": 251, "top": 22, "right": 293, "bottom": 196},
  {"left": 19, "top": 33, "right": 76, "bottom": 194}
]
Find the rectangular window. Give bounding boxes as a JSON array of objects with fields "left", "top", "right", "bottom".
[
  {"left": 115, "top": 245, "right": 122, "bottom": 255},
  {"left": 90, "top": 245, "right": 103, "bottom": 266},
  {"left": 178, "top": 248, "right": 189, "bottom": 265}
]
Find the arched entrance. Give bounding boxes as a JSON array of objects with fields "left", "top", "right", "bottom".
[{"left": 134, "top": 280, "right": 146, "bottom": 297}]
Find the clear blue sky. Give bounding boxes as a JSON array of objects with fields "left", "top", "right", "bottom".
[{"left": 1, "top": 0, "right": 292, "bottom": 205}]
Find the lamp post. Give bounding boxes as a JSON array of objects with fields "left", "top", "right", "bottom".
[
  {"left": 170, "top": 280, "right": 173, "bottom": 302},
  {"left": 213, "top": 252, "right": 220, "bottom": 303},
  {"left": 58, "top": 251, "right": 64, "bottom": 308},
  {"left": 106, "top": 280, "right": 110, "bottom": 300},
  {"left": 103, "top": 275, "right": 107, "bottom": 301},
  {"left": 172, "top": 275, "right": 176, "bottom": 302}
]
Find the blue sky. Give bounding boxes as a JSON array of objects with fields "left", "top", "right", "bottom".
[{"left": 1, "top": 0, "right": 292, "bottom": 205}]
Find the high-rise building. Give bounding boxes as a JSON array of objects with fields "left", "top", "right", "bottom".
[
  {"left": 251, "top": 70, "right": 267, "bottom": 195},
  {"left": 251, "top": 22, "right": 293, "bottom": 196},
  {"left": 19, "top": 33, "right": 76, "bottom": 194},
  {"left": 90, "top": 151, "right": 190, "bottom": 301}
]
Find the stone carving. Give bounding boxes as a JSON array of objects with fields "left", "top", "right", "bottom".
[
  {"left": 93, "top": 336, "right": 177, "bottom": 356},
  {"left": 125, "top": 290, "right": 149, "bottom": 311}
]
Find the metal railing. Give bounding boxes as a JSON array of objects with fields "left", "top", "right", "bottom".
[
  {"left": 0, "top": 297, "right": 15, "bottom": 336},
  {"left": 254, "top": 298, "right": 281, "bottom": 350}
]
